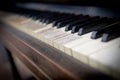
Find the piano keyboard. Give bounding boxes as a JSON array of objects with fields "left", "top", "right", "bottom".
[{"left": 0, "top": 7, "right": 120, "bottom": 79}]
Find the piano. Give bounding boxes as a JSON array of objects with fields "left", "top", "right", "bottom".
[{"left": 0, "top": 0, "right": 120, "bottom": 80}]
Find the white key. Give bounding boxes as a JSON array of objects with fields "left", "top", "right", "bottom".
[
  {"left": 89, "top": 40, "right": 120, "bottom": 78},
  {"left": 36, "top": 27, "right": 66, "bottom": 45},
  {"left": 33, "top": 23, "right": 53, "bottom": 33},
  {"left": 40, "top": 27, "right": 69, "bottom": 46},
  {"left": 34, "top": 26, "right": 54, "bottom": 42},
  {"left": 48, "top": 32, "right": 69, "bottom": 46},
  {"left": 63, "top": 32, "right": 91, "bottom": 55},
  {"left": 53, "top": 33, "right": 80, "bottom": 54},
  {"left": 72, "top": 37, "right": 120, "bottom": 64}
]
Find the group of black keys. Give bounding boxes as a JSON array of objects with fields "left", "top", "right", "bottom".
[{"left": 8, "top": 7, "right": 120, "bottom": 42}]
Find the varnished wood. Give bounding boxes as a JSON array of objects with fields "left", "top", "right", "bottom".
[{"left": 4, "top": 41, "right": 51, "bottom": 80}]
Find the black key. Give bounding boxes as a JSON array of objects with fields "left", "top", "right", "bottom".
[
  {"left": 41, "top": 12, "right": 66, "bottom": 24},
  {"left": 91, "top": 21, "right": 120, "bottom": 39},
  {"left": 41, "top": 13, "right": 55, "bottom": 23},
  {"left": 65, "top": 15, "right": 89, "bottom": 31},
  {"left": 68, "top": 16, "right": 89, "bottom": 25},
  {"left": 52, "top": 14, "right": 74, "bottom": 27},
  {"left": 34, "top": 16, "right": 43, "bottom": 21},
  {"left": 56, "top": 15, "right": 85, "bottom": 29},
  {"left": 32, "top": 17, "right": 40, "bottom": 20},
  {"left": 102, "top": 25, "right": 120, "bottom": 42},
  {"left": 71, "top": 16, "right": 100, "bottom": 33},
  {"left": 56, "top": 15, "right": 84, "bottom": 28},
  {"left": 41, "top": 18, "right": 46, "bottom": 23},
  {"left": 35, "top": 12, "right": 51, "bottom": 23},
  {"left": 56, "top": 16, "right": 77, "bottom": 28},
  {"left": 57, "top": 15, "right": 83, "bottom": 28},
  {"left": 46, "top": 13, "right": 68, "bottom": 24},
  {"left": 78, "top": 18, "right": 108, "bottom": 35},
  {"left": 49, "top": 13, "right": 70, "bottom": 23}
]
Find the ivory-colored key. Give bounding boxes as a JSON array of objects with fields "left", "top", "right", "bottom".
[
  {"left": 43, "top": 29, "right": 66, "bottom": 45},
  {"left": 72, "top": 38, "right": 120, "bottom": 64},
  {"left": 2, "top": 13, "right": 30, "bottom": 25},
  {"left": 53, "top": 33, "right": 80, "bottom": 54},
  {"left": 21, "top": 21, "right": 45, "bottom": 31},
  {"left": 33, "top": 23, "right": 53, "bottom": 33},
  {"left": 63, "top": 33, "right": 91, "bottom": 55},
  {"left": 89, "top": 40, "right": 120, "bottom": 79},
  {"left": 36, "top": 27, "right": 67, "bottom": 45},
  {"left": 58, "top": 33, "right": 80, "bottom": 52},
  {"left": 36, "top": 27, "right": 58, "bottom": 43},
  {"left": 2, "top": 14, "right": 42, "bottom": 32},
  {"left": 38, "top": 27, "right": 69, "bottom": 46},
  {"left": 48, "top": 32, "right": 69, "bottom": 46},
  {"left": 38, "top": 27, "right": 70, "bottom": 49}
]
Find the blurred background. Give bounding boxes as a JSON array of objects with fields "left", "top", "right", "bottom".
[{"left": 0, "top": 0, "right": 120, "bottom": 8}]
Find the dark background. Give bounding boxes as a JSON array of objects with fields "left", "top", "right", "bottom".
[{"left": 0, "top": 0, "right": 120, "bottom": 8}]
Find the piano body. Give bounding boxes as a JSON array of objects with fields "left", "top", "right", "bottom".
[{"left": 0, "top": 0, "right": 120, "bottom": 80}]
